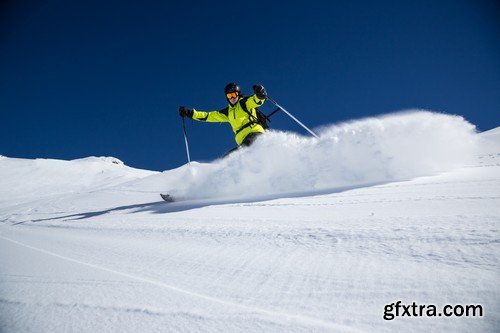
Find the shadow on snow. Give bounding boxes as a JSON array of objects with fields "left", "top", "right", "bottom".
[{"left": 14, "top": 181, "right": 391, "bottom": 225}]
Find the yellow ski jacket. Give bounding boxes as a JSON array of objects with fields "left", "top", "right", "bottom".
[{"left": 191, "top": 94, "right": 266, "bottom": 145}]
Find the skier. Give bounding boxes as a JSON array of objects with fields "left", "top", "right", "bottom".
[{"left": 178, "top": 83, "right": 268, "bottom": 153}]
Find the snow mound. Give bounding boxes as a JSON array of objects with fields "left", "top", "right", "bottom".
[
  {"left": 71, "top": 156, "right": 125, "bottom": 165},
  {"left": 480, "top": 126, "right": 500, "bottom": 139},
  {"left": 478, "top": 126, "right": 500, "bottom": 154},
  {"left": 0, "top": 156, "right": 156, "bottom": 203},
  {"left": 165, "top": 111, "right": 478, "bottom": 200}
]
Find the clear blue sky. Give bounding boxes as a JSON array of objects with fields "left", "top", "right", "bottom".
[{"left": 1, "top": 0, "right": 499, "bottom": 171}]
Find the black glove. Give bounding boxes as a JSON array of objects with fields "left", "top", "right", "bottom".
[
  {"left": 179, "top": 106, "right": 193, "bottom": 118},
  {"left": 253, "top": 84, "right": 267, "bottom": 100}
]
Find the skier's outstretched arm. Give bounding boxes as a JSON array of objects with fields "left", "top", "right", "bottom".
[{"left": 179, "top": 106, "right": 229, "bottom": 123}]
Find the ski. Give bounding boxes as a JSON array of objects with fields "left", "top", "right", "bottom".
[{"left": 160, "top": 193, "right": 175, "bottom": 202}]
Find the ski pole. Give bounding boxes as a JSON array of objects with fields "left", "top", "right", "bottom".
[
  {"left": 266, "top": 107, "right": 281, "bottom": 119},
  {"left": 266, "top": 96, "right": 319, "bottom": 138},
  {"left": 182, "top": 117, "right": 191, "bottom": 165}
]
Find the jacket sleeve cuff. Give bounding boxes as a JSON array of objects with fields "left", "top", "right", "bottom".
[{"left": 252, "top": 95, "right": 264, "bottom": 105}]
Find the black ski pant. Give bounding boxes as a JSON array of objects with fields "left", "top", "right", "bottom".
[{"left": 222, "top": 132, "right": 263, "bottom": 158}]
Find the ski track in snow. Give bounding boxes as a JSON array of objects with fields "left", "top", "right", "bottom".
[
  {"left": 0, "top": 234, "right": 360, "bottom": 332},
  {"left": 0, "top": 114, "right": 499, "bottom": 332}
]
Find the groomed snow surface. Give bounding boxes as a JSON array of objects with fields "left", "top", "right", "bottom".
[{"left": 0, "top": 111, "right": 498, "bottom": 332}]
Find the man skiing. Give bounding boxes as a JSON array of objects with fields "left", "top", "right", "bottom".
[{"left": 178, "top": 83, "right": 268, "bottom": 150}]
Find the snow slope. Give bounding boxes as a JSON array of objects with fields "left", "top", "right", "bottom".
[
  {"left": 0, "top": 112, "right": 498, "bottom": 332},
  {"left": 0, "top": 156, "right": 156, "bottom": 205}
]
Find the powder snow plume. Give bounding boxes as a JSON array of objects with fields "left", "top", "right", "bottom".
[{"left": 166, "top": 111, "right": 478, "bottom": 201}]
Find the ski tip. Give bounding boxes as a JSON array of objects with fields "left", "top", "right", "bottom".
[{"left": 160, "top": 193, "right": 175, "bottom": 202}]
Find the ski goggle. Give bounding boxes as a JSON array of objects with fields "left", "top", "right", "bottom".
[{"left": 226, "top": 92, "right": 239, "bottom": 99}]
